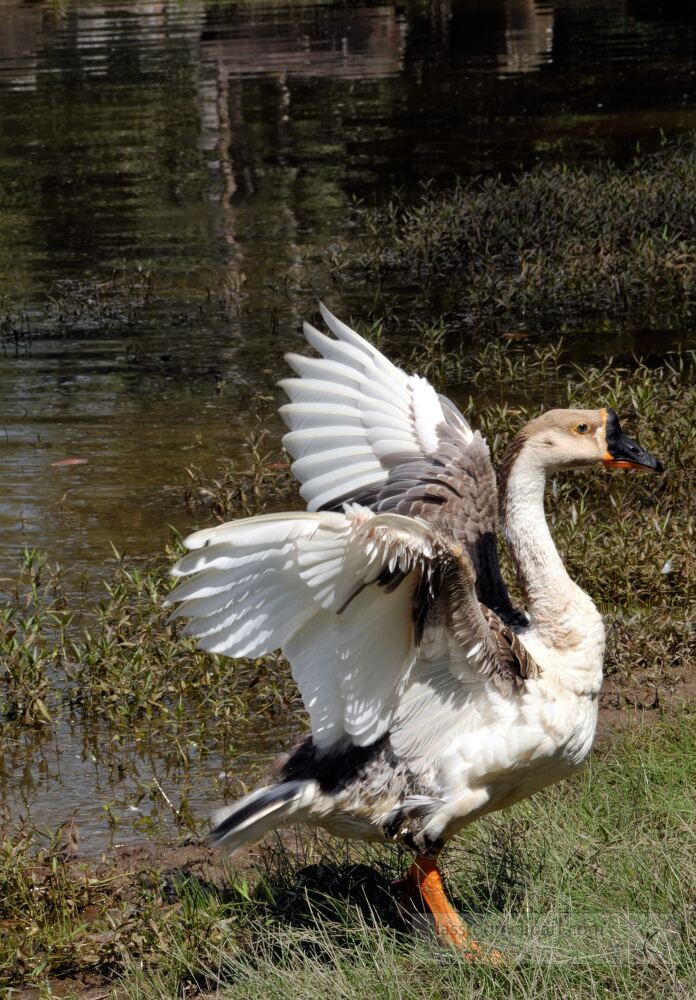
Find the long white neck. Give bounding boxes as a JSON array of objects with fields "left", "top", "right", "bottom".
[{"left": 500, "top": 447, "right": 591, "bottom": 644}]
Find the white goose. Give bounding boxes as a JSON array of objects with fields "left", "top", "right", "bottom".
[{"left": 166, "top": 305, "right": 662, "bottom": 953}]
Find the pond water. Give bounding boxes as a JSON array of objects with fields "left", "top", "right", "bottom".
[{"left": 0, "top": 0, "right": 695, "bottom": 851}]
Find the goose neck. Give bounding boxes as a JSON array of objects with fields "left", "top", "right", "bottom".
[{"left": 499, "top": 445, "right": 584, "bottom": 634}]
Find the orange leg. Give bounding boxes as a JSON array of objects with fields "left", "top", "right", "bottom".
[{"left": 397, "top": 856, "right": 500, "bottom": 961}]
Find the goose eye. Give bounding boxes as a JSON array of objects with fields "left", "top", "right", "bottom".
[{"left": 576, "top": 423, "right": 589, "bottom": 434}]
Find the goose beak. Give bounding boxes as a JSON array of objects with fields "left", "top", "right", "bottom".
[{"left": 603, "top": 409, "right": 664, "bottom": 473}]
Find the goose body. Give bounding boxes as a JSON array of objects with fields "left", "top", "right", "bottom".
[{"left": 166, "top": 305, "right": 662, "bottom": 946}]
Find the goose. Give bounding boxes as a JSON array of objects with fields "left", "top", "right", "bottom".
[{"left": 165, "top": 304, "right": 663, "bottom": 954}]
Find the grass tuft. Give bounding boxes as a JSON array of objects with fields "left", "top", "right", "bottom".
[{"left": 337, "top": 133, "right": 696, "bottom": 333}]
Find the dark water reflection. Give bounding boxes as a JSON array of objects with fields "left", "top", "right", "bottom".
[
  {"left": 0, "top": 0, "right": 695, "bottom": 849},
  {"left": 1, "top": 0, "right": 694, "bottom": 586}
]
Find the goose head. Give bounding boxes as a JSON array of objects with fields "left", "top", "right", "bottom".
[{"left": 515, "top": 407, "right": 663, "bottom": 475}]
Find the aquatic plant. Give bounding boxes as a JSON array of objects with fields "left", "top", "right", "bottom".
[
  {"left": 179, "top": 413, "right": 298, "bottom": 523},
  {"left": 0, "top": 550, "right": 69, "bottom": 729},
  {"left": 337, "top": 134, "right": 696, "bottom": 333}
]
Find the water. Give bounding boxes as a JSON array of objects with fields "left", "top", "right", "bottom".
[{"left": 0, "top": 0, "right": 695, "bottom": 851}]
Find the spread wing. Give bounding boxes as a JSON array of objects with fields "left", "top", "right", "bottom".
[
  {"left": 166, "top": 507, "right": 530, "bottom": 754},
  {"left": 167, "top": 306, "right": 536, "bottom": 763},
  {"left": 279, "top": 304, "right": 520, "bottom": 623}
]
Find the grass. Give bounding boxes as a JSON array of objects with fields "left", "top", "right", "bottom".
[
  {"left": 127, "top": 714, "right": 693, "bottom": 998},
  {"left": 0, "top": 715, "right": 692, "bottom": 996},
  {"left": 336, "top": 132, "right": 696, "bottom": 333}
]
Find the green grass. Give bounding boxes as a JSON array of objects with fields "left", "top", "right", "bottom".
[
  {"left": 138, "top": 716, "right": 696, "bottom": 999},
  {"left": 2, "top": 713, "right": 682, "bottom": 998}
]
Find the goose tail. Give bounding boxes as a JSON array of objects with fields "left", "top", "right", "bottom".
[{"left": 209, "top": 780, "right": 318, "bottom": 855}]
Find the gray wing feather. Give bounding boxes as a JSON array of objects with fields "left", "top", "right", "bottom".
[
  {"left": 445, "top": 551, "right": 538, "bottom": 695},
  {"left": 322, "top": 418, "right": 522, "bottom": 625}
]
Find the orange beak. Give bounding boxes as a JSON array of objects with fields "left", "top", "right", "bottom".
[{"left": 603, "top": 454, "right": 658, "bottom": 471}]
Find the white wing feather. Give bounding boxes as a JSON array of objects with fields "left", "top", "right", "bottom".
[
  {"left": 278, "top": 304, "right": 473, "bottom": 512},
  {"left": 167, "top": 506, "right": 439, "bottom": 748}
]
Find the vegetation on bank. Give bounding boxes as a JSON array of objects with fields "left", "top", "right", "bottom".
[
  {"left": 2, "top": 135, "right": 696, "bottom": 356},
  {"left": 337, "top": 133, "right": 696, "bottom": 333}
]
